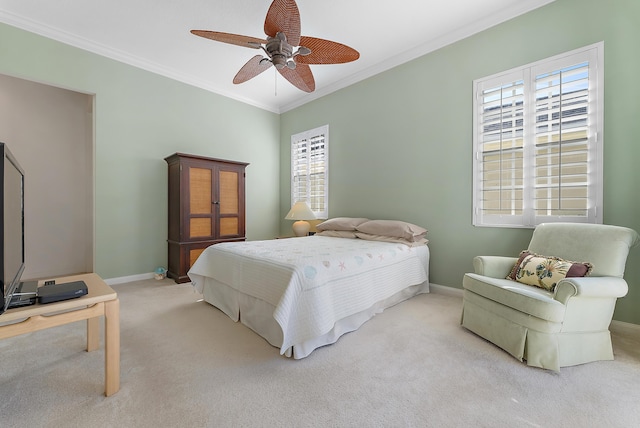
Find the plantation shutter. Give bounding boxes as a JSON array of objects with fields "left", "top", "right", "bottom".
[
  {"left": 473, "top": 43, "right": 602, "bottom": 227},
  {"left": 532, "top": 61, "right": 592, "bottom": 222},
  {"left": 291, "top": 125, "right": 328, "bottom": 219},
  {"left": 475, "top": 73, "right": 526, "bottom": 226}
]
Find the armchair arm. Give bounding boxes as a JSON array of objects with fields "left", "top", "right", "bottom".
[
  {"left": 472, "top": 256, "right": 518, "bottom": 278},
  {"left": 554, "top": 276, "right": 629, "bottom": 304}
]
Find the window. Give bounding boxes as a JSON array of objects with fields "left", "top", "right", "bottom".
[
  {"left": 291, "top": 125, "right": 328, "bottom": 219},
  {"left": 473, "top": 43, "right": 603, "bottom": 228}
]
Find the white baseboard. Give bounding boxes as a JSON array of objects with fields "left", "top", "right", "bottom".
[
  {"left": 610, "top": 319, "right": 640, "bottom": 334},
  {"left": 104, "top": 272, "right": 154, "bottom": 285},
  {"left": 429, "top": 283, "right": 463, "bottom": 297}
]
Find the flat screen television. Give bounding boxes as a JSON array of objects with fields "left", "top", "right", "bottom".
[{"left": 0, "top": 142, "right": 26, "bottom": 315}]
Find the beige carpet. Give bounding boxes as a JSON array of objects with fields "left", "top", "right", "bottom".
[{"left": 1, "top": 278, "right": 639, "bottom": 428}]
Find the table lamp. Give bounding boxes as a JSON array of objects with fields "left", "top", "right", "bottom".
[{"left": 285, "top": 201, "right": 316, "bottom": 236}]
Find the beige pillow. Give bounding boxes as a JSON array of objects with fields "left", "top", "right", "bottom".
[
  {"left": 316, "top": 217, "right": 370, "bottom": 231},
  {"left": 507, "top": 250, "right": 593, "bottom": 292},
  {"left": 355, "top": 232, "right": 428, "bottom": 247},
  {"left": 316, "top": 230, "right": 358, "bottom": 238},
  {"left": 356, "top": 220, "right": 427, "bottom": 242}
]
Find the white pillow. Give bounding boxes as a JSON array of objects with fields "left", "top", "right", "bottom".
[
  {"left": 316, "top": 230, "right": 358, "bottom": 238},
  {"left": 316, "top": 217, "right": 370, "bottom": 231},
  {"left": 356, "top": 220, "right": 427, "bottom": 242},
  {"left": 355, "top": 232, "right": 429, "bottom": 247}
]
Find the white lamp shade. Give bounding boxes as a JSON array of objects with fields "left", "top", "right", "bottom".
[
  {"left": 285, "top": 202, "right": 316, "bottom": 237},
  {"left": 285, "top": 201, "right": 316, "bottom": 221}
]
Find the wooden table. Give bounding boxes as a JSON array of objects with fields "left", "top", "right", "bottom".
[{"left": 0, "top": 273, "right": 120, "bottom": 396}]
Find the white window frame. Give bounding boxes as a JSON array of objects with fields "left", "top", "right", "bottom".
[
  {"left": 291, "top": 125, "right": 329, "bottom": 219},
  {"left": 472, "top": 42, "right": 604, "bottom": 228}
]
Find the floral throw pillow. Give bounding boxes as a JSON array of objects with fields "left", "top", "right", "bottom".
[{"left": 507, "top": 251, "right": 593, "bottom": 292}]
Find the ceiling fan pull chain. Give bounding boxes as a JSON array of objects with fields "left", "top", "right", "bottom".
[{"left": 274, "top": 67, "right": 278, "bottom": 96}]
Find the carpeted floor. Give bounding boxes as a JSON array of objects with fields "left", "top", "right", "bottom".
[{"left": 1, "top": 278, "right": 639, "bottom": 428}]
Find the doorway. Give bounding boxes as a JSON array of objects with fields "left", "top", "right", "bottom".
[{"left": 0, "top": 73, "right": 94, "bottom": 279}]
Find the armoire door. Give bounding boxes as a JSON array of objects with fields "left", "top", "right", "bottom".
[
  {"left": 187, "top": 163, "right": 215, "bottom": 241},
  {"left": 216, "top": 163, "right": 246, "bottom": 239}
]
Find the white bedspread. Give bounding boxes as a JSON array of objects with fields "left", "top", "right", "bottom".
[{"left": 188, "top": 236, "right": 429, "bottom": 353}]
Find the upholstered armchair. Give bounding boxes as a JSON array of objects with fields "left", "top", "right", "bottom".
[{"left": 461, "top": 222, "right": 639, "bottom": 371}]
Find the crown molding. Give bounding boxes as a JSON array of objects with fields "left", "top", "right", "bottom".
[
  {"left": 0, "top": 10, "right": 280, "bottom": 113},
  {"left": 280, "top": 0, "right": 557, "bottom": 113},
  {"left": 1, "top": 0, "right": 556, "bottom": 115}
]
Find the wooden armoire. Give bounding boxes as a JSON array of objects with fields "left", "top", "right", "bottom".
[{"left": 165, "top": 153, "right": 248, "bottom": 283}]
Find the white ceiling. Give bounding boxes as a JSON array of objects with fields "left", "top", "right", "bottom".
[{"left": 0, "top": 0, "right": 555, "bottom": 113}]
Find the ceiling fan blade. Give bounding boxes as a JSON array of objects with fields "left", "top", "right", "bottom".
[
  {"left": 264, "top": 0, "right": 301, "bottom": 46},
  {"left": 233, "top": 55, "right": 273, "bottom": 84},
  {"left": 278, "top": 63, "right": 315, "bottom": 92},
  {"left": 296, "top": 36, "right": 360, "bottom": 64},
  {"left": 191, "top": 30, "right": 265, "bottom": 49}
]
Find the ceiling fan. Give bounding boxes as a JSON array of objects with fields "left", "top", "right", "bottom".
[{"left": 190, "top": 0, "right": 359, "bottom": 93}]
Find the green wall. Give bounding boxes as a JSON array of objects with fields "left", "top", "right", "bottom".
[
  {"left": 0, "top": 23, "right": 281, "bottom": 279},
  {"left": 1, "top": 0, "right": 639, "bottom": 325},
  {"left": 280, "top": 0, "right": 640, "bottom": 324}
]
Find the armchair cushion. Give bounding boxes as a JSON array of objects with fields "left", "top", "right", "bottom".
[
  {"left": 507, "top": 250, "right": 593, "bottom": 292},
  {"left": 464, "top": 273, "right": 565, "bottom": 322}
]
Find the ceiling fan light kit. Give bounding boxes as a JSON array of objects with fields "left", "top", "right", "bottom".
[{"left": 190, "top": 0, "right": 359, "bottom": 93}]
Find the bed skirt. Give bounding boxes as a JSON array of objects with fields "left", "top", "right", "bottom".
[{"left": 201, "top": 277, "right": 430, "bottom": 359}]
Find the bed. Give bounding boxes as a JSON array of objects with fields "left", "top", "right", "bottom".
[{"left": 188, "top": 218, "right": 430, "bottom": 359}]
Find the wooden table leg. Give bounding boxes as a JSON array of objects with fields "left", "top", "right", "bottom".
[
  {"left": 86, "top": 316, "right": 100, "bottom": 352},
  {"left": 104, "top": 298, "right": 120, "bottom": 397}
]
